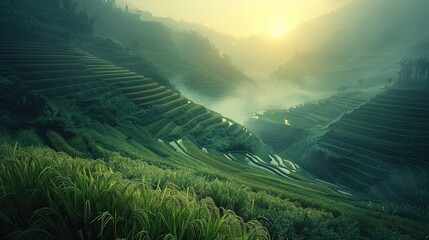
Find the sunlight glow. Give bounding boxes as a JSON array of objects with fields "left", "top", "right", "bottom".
[
  {"left": 271, "top": 24, "right": 287, "bottom": 37},
  {"left": 121, "top": 0, "right": 353, "bottom": 37}
]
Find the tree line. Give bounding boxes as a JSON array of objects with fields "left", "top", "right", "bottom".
[{"left": 398, "top": 57, "right": 429, "bottom": 81}]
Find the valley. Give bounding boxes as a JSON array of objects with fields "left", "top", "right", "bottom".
[{"left": 0, "top": 0, "right": 428, "bottom": 239}]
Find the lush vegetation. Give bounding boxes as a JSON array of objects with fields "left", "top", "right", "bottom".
[
  {"left": 1, "top": 67, "right": 428, "bottom": 238},
  {"left": 284, "top": 83, "right": 429, "bottom": 207},
  {"left": 0, "top": 143, "right": 268, "bottom": 240},
  {"left": 398, "top": 57, "right": 429, "bottom": 82},
  {"left": 0, "top": 75, "right": 427, "bottom": 239},
  {"left": 0, "top": 0, "right": 174, "bottom": 90},
  {"left": 1, "top": 1, "right": 428, "bottom": 239},
  {"left": 0, "top": 0, "right": 95, "bottom": 42},
  {"left": 74, "top": 0, "right": 259, "bottom": 99},
  {"left": 251, "top": 83, "right": 427, "bottom": 202},
  {"left": 0, "top": 40, "right": 269, "bottom": 161},
  {"left": 1, "top": 129, "right": 428, "bottom": 239},
  {"left": 245, "top": 88, "right": 382, "bottom": 154}
]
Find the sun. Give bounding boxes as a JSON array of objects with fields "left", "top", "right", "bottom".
[{"left": 271, "top": 24, "right": 286, "bottom": 37}]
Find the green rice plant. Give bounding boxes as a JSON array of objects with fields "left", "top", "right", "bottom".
[
  {"left": 137, "top": 93, "right": 180, "bottom": 107},
  {"left": 132, "top": 90, "right": 173, "bottom": 105},
  {"left": 108, "top": 154, "right": 251, "bottom": 217},
  {"left": 126, "top": 86, "right": 167, "bottom": 99},
  {"left": 86, "top": 121, "right": 108, "bottom": 135},
  {"left": 0, "top": 143, "right": 269, "bottom": 239},
  {"left": 167, "top": 126, "right": 184, "bottom": 139},
  {"left": 13, "top": 129, "right": 44, "bottom": 147},
  {"left": 199, "top": 179, "right": 252, "bottom": 216},
  {"left": 161, "top": 102, "right": 192, "bottom": 118},
  {"left": 45, "top": 130, "right": 87, "bottom": 158},
  {"left": 157, "top": 97, "right": 189, "bottom": 114},
  {"left": 119, "top": 83, "right": 159, "bottom": 94},
  {"left": 67, "top": 135, "right": 90, "bottom": 153},
  {"left": 182, "top": 112, "right": 212, "bottom": 130},
  {"left": 153, "top": 122, "right": 177, "bottom": 138},
  {"left": 179, "top": 105, "right": 207, "bottom": 121}
]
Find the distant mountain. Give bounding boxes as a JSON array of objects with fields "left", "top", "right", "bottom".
[
  {"left": 184, "top": 0, "right": 428, "bottom": 107},
  {"left": 2, "top": 2, "right": 429, "bottom": 239},
  {"left": 93, "top": 0, "right": 429, "bottom": 111},
  {"left": 271, "top": 0, "right": 429, "bottom": 92},
  {"left": 75, "top": 0, "right": 277, "bottom": 119},
  {"left": 135, "top": 10, "right": 238, "bottom": 52},
  {"left": 245, "top": 81, "right": 429, "bottom": 206}
]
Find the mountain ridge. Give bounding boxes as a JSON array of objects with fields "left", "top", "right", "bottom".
[{"left": 1, "top": 1, "right": 428, "bottom": 239}]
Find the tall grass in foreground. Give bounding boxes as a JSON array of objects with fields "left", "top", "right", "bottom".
[
  {"left": 106, "top": 148, "right": 429, "bottom": 240},
  {"left": 0, "top": 143, "right": 269, "bottom": 240}
]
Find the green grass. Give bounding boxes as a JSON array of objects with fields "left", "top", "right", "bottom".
[
  {"left": 285, "top": 86, "right": 429, "bottom": 207},
  {"left": 2, "top": 42, "right": 428, "bottom": 240},
  {"left": 5, "top": 64, "right": 86, "bottom": 74},
  {"left": 0, "top": 143, "right": 268, "bottom": 240},
  {"left": 1, "top": 120, "right": 428, "bottom": 240},
  {"left": 45, "top": 130, "right": 87, "bottom": 158},
  {"left": 182, "top": 112, "right": 212, "bottom": 130},
  {"left": 161, "top": 102, "right": 193, "bottom": 118},
  {"left": 133, "top": 90, "right": 174, "bottom": 105},
  {"left": 137, "top": 93, "right": 180, "bottom": 107},
  {"left": 25, "top": 69, "right": 89, "bottom": 80},
  {"left": 117, "top": 82, "right": 159, "bottom": 92},
  {"left": 153, "top": 121, "right": 177, "bottom": 137},
  {"left": 97, "top": 72, "right": 136, "bottom": 79},
  {"left": 125, "top": 86, "right": 167, "bottom": 99},
  {"left": 173, "top": 105, "right": 207, "bottom": 125},
  {"left": 158, "top": 96, "right": 189, "bottom": 112},
  {"left": 101, "top": 75, "right": 147, "bottom": 84}
]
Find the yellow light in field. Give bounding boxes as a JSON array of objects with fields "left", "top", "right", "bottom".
[{"left": 271, "top": 24, "right": 286, "bottom": 37}]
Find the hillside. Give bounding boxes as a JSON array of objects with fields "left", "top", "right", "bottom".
[
  {"left": 96, "top": 0, "right": 429, "bottom": 109},
  {"left": 75, "top": 0, "right": 273, "bottom": 119},
  {"left": 245, "top": 88, "right": 383, "bottom": 154},
  {"left": 2, "top": 41, "right": 428, "bottom": 239},
  {"left": 192, "top": 0, "right": 429, "bottom": 107},
  {"left": 0, "top": 41, "right": 286, "bottom": 170},
  {"left": 288, "top": 82, "right": 429, "bottom": 205},
  {"left": 271, "top": 0, "right": 429, "bottom": 93},
  {"left": 1, "top": 0, "right": 429, "bottom": 239},
  {"left": 246, "top": 79, "right": 429, "bottom": 206}
]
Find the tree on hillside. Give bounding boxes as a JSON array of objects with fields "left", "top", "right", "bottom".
[
  {"left": 416, "top": 57, "right": 426, "bottom": 80},
  {"left": 398, "top": 57, "right": 429, "bottom": 82},
  {"left": 416, "top": 57, "right": 429, "bottom": 81},
  {"left": 59, "top": 0, "right": 97, "bottom": 33},
  {"left": 425, "top": 61, "right": 429, "bottom": 80},
  {"left": 398, "top": 57, "right": 413, "bottom": 81}
]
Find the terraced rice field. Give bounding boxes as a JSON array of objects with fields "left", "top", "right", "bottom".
[
  {"left": 245, "top": 89, "right": 382, "bottom": 152},
  {"left": 1, "top": 42, "right": 298, "bottom": 177},
  {"left": 316, "top": 86, "right": 429, "bottom": 193},
  {"left": 283, "top": 89, "right": 382, "bottom": 128}
]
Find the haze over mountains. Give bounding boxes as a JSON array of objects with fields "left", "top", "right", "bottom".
[
  {"left": 76, "top": 0, "right": 279, "bottom": 121},
  {"left": 269, "top": 0, "right": 429, "bottom": 93},
  {"left": 1, "top": 0, "right": 428, "bottom": 239},
  {"left": 107, "top": 0, "right": 429, "bottom": 118},
  {"left": 207, "top": 0, "right": 429, "bottom": 107}
]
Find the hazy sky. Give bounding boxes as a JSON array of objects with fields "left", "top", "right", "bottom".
[{"left": 120, "top": 0, "right": 353, "bottom": 37}]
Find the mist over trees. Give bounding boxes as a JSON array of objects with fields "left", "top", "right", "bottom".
[
  {"left": 1, "top": 0, "right": 429, "bottom": 239},
  {"left": 268, "top": 0, "right": 429, "bottom": 91},
  {"left": 70, "top": 0, "right": 276, "bottom": 119},
  {"left": 398, "top": 57, "right": 429, "bottom": 82},
  {"left": 0, "top": 0, "right": 96, "bottom": 42}
]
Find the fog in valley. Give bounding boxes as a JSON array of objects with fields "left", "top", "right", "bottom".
[
  {"left": 95, "top": 0, "right": 429, "bottom": 121},
  {"left": 1, "top": 0, "right": 429, "bottom": 239}
]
